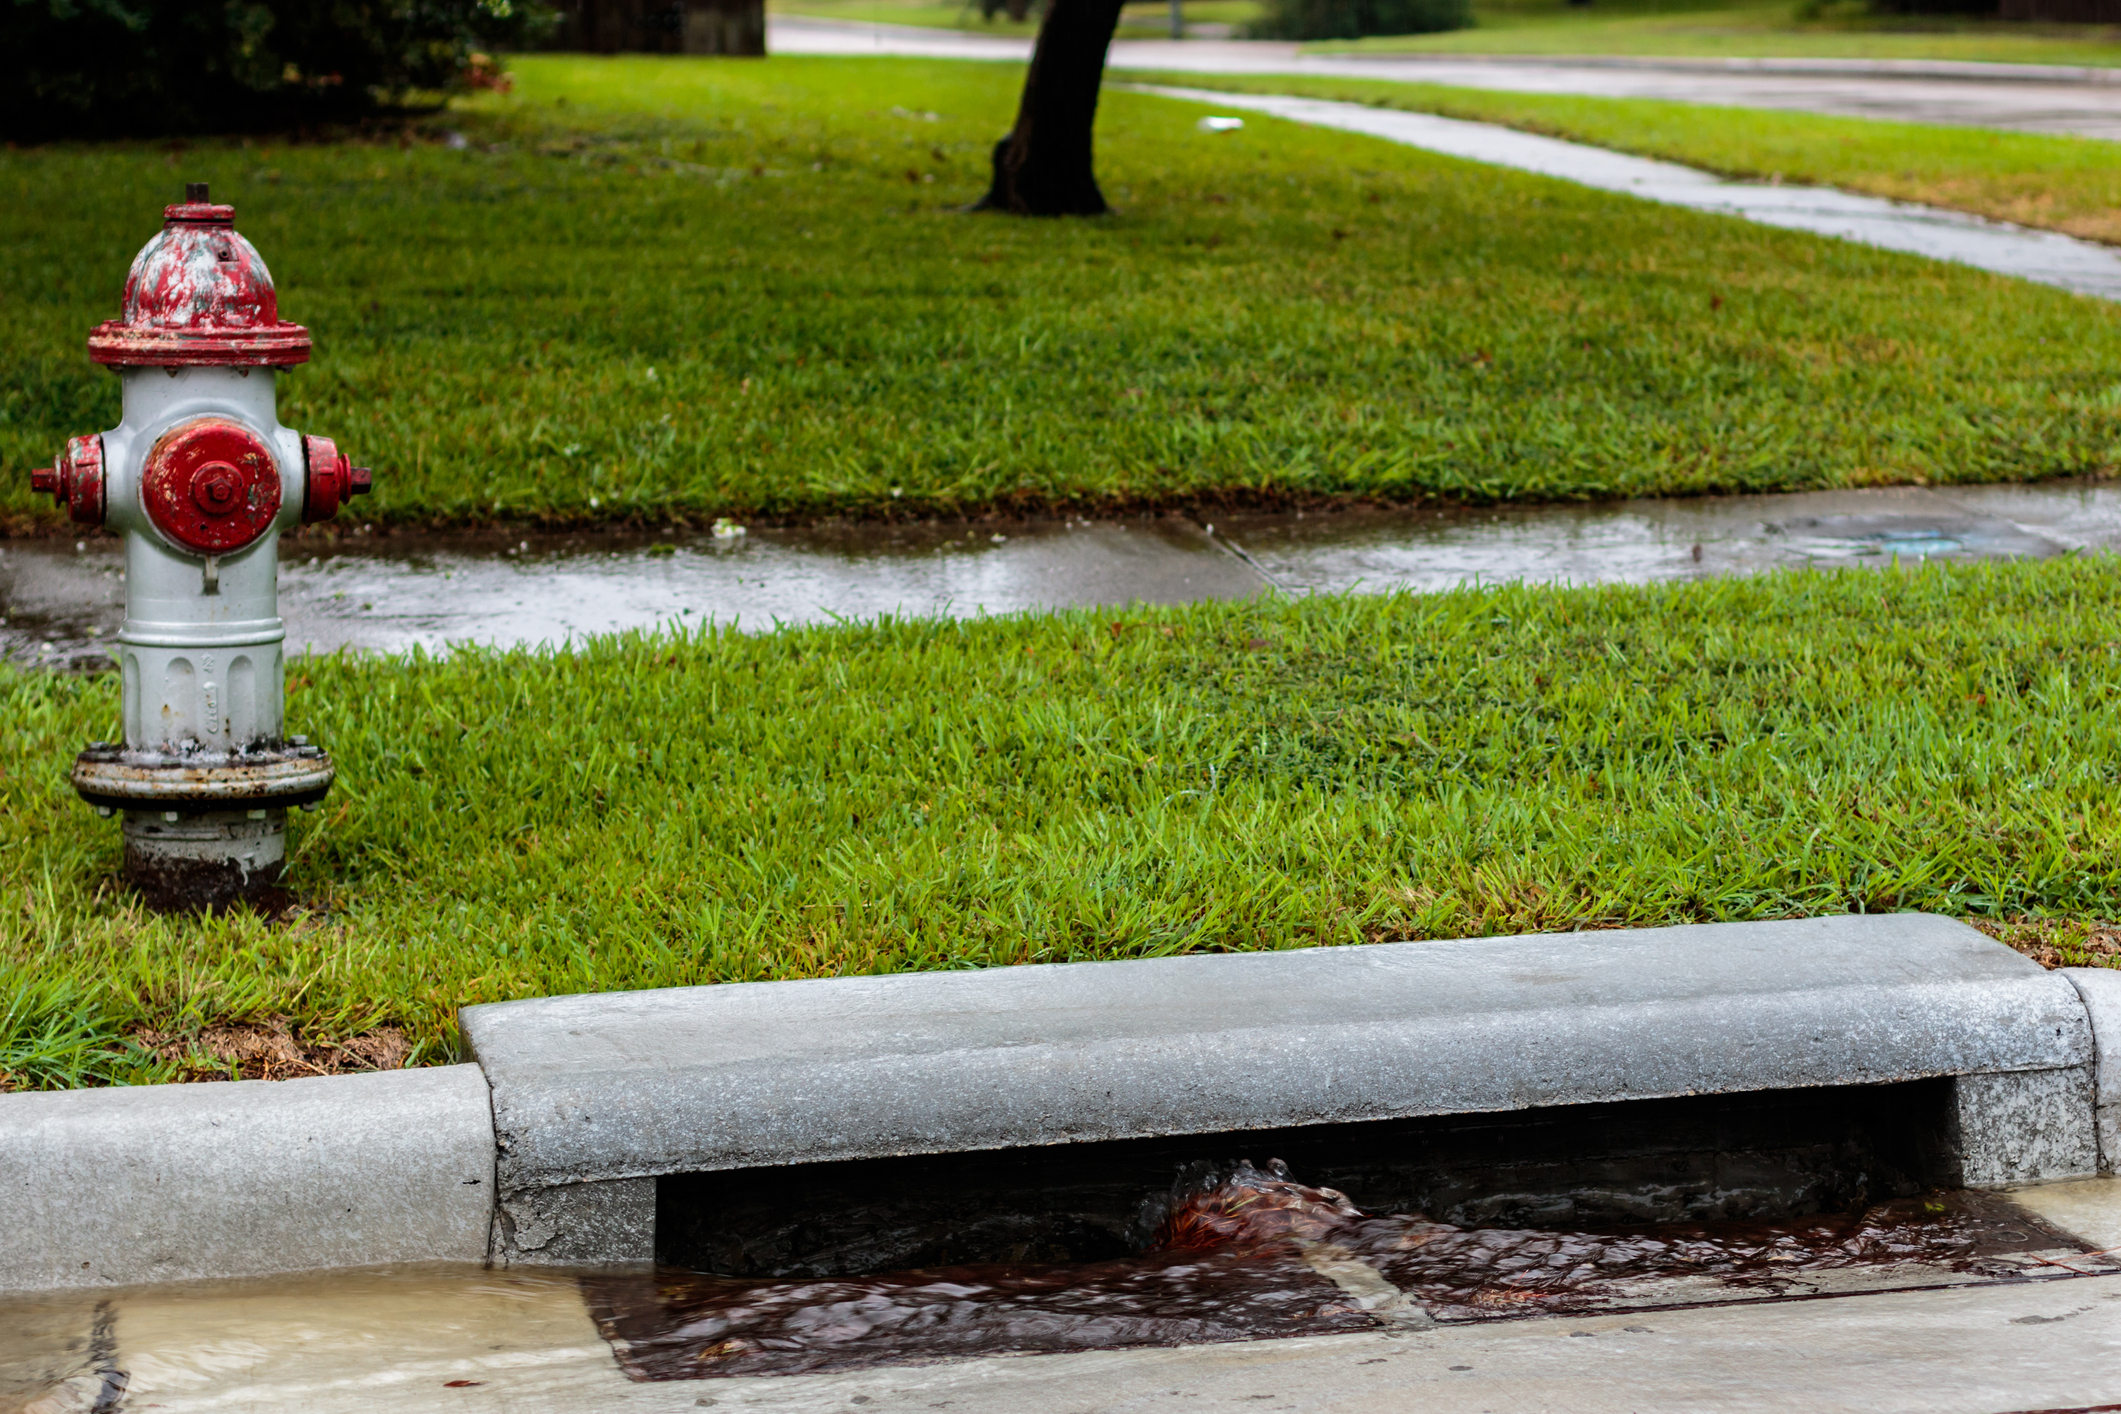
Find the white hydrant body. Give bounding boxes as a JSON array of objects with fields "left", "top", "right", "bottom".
[
  {"left": 35, "top": 185, "right": 368, "bottom": 911},
  {"left": 110, "top": 366, "right": 296, "bottom": 747}
]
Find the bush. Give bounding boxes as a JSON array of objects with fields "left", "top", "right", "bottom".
[
  {"left": 1, "top": 0, "right": 554, "bottom": 142},
  {"left": 1250, "top": 0, "right": 1470, "bottom": 39}
]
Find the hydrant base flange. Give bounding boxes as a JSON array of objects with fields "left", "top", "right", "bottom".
[
  {"left": 123, "top": 809, "right": 290, "bottom": 914},
  {"left": 71, "top": 742, "right": 335, "bottom": 815}
]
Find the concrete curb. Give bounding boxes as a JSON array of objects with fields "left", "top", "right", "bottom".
[
  {"left": 2064, "top": 966, "right": 2121, "bottom": 1170},
  {"left": 0, "top": 1064, "right": 493, "bottom": 1293},
  {"left": 1, "top": 914, "right": 2111, "bottom": 1294},
  {"left": 460, "top": 913, "right": 2096, "bottom": 1264}
]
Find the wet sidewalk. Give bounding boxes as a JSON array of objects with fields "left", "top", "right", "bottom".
[
  {"left": 4, "top": 1178, "right": 2119, "bottom": 1413},
  {"left": 3, "top": 480, "right": 2115, "bottom": 662},
  {"left": 771, "top": 16, "right": 2121, "bottom": 141},
  {"left": 1135, "top": 85, "right": 2121, "bottom": 300}
]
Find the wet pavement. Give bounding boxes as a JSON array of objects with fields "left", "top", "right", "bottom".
[
  {"left": 771, "top": 17, "right": 2121, "bottom": 141},
  {"left": 3, "top": 1175, "right": 2118, "bottom": 1413},
  {"left": 4, "top": 480, "right": 2115, "bottom": 662},
  {"left": 1135, "top": 85, "right": 2121, "bottom": 299},
  {"left": 1220, "top": 479, "right": 2121, "bottom": 597}
]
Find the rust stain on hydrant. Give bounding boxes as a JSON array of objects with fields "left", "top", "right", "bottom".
[{"left": 35, "top": 183, "right": 374, "bottom": 913}]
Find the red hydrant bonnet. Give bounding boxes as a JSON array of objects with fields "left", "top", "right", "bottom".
[{"left": 85, "top": 200, "right": 312, "bottom": 368}]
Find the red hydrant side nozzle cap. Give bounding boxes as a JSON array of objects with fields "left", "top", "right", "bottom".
[
  {"left": 300, "top": 437, "right": 371, "bottom": 521},
  {"left": 39, "top": 435, "right": 107, "bottom": 525}
]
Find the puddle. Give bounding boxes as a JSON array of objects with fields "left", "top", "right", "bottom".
[{"left": 2, "top": 480, "right": 2114, "bottom": 665}]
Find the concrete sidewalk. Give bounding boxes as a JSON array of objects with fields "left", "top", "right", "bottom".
[
  {"left": 1135, "top": 84, "right": 2121, "bottom": 299},
  {"left": 770, "top": 15, "right": 2121, "bottom": 139}
]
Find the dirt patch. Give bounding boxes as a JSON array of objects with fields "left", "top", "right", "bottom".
[
  {"left": 131, "top": 1018, "right": 412, "bottom": 1082},
  {"left": 1972, "top": 917, "right": 2121, "bottom": 971}
]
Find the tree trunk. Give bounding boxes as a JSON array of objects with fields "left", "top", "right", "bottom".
[
  {"left": 975, "top": 0, "right": 1128, "bottom": 216},
  {"left": 682, "top": 0, "right": 766, "bottom": 55}
]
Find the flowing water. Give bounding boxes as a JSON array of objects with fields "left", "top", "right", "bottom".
[
  {"left": 3, "top": 1165, "right": 2115, "bottom": 1412},
  {"left": 589, "top": 1161, "right": 2111, "bottom": 1381}
]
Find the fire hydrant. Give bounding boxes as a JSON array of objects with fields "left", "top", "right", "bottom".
[{"left": 32, "top": 183, "right": 371, "bottom": 912}]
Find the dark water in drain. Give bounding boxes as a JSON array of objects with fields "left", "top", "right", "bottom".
[{"left": 587, "top": 1160, "right": 2087, "bottom": 1380}]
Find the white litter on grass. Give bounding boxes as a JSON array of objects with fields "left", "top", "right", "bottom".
[
  {"left": 1137, "top": 85, "right": 2121, "bottom": 302},
  {"left": 1197, "top": 115, "right": 1246, "bottom": 133},
  {"left": 713, "top": 517, "right": 748, "bottom": 540}
]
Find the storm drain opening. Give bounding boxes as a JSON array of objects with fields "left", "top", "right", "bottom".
[{"left": 584, "top": 1081, "right": 2117, "bottom": 1380}]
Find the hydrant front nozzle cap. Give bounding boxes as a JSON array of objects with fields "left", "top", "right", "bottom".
[{"left": 350, "top": 467, "right": 373, "bottom": 496}]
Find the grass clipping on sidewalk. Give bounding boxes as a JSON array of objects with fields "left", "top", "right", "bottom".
[
  {"left": 5, "top": 557, "right": 2121, "bottom": 1087},
  {"left": 4, "top": 55, "right": 2119, "bottom": 530}
]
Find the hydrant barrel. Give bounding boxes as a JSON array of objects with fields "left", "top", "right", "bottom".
[{"left": 49, "top": 186, "right": 370, "bottom": 912}]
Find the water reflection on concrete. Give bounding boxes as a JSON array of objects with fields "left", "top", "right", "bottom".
[
  {"left": 1219, "top": 480, "right": 2121, "bottom": 596},
  {"left": 1, "top": 480, "right": 2114, "bottom": 664},
  {"left": 0, "top": 517, "right": 1258, "bottom": 666}
]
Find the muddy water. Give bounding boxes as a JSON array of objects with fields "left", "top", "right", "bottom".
[
  {"left": 591, "top": 1161, "right": 2110, "bottom": 1381},
  {"left": 3, "top": 480, "right": 2117, "bottom": 666}
]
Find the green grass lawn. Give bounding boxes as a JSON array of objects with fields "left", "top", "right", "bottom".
[
  {"left": 1127, "top": 71, "right": 2121, "bottom": 243},
  {"left": 4, "top": 54, "right": 2119, "bottom": 534},
  {"left": 1329, "top": 0, "right": 2121, "bottom": 65},
  {"left": 5, "top": 556, "right": 2119, "bottom": 1088}
]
